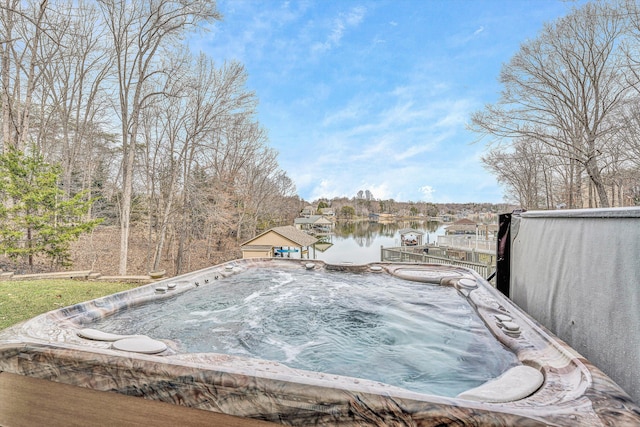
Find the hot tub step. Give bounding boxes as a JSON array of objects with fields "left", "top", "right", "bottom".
[
  {"left": 456, "top": 365, "right": 544, "bottom": 403},
  {"left": 77, "top": 328, "right": 147, "bottom": 342},
  {"left": 111, "top": 337, "right": 167, "bottom": 354}
]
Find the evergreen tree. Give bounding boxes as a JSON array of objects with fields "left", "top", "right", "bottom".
[
  {"left": 0, "top": 149, "right": 102, "bottom": 269},
  {"left": 340, "top": 205, "right": 355, "bottom": 219},
  {"left": 316, "top": 200, "right": 329, "bottom": 214}
]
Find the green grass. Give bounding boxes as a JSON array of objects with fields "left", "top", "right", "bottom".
[{"left": 0, "top": 280, "right": 141, "bottom": 330}]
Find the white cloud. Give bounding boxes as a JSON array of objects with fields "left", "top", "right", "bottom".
[
  {"left": 365, "top": 183, "right": 391, "bottom": 200},
  {"left": 194, "top": 0, "right": 582, "bottom": 204},
  {"left": 322, "top": 99, "right": 369, "bottom": 126},
  {"left": 419, "top": 185, "right": 435, "bottom": 201},
  {"left": 345, "top": 6, "right": 366, "bottom": 26},
  {"left": 449, "top": 24, "right": 488, "bottom": 47},
  {"left": 308, "top": 177, "right": 354, "bottom": 201},
  {"left": 394, "top": 144, "right": 433, "bottom": 161},
  {"left": 311, "top": 5, "right": 367, "bottom": 53},
  {"left": 352, "top": 138, "right": 393, "bottom": 161},
  {"left": 432, "top": 99, "right": 473, "bottom": 128}
]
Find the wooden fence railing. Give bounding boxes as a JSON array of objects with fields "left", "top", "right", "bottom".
[{"left": 380, "top": 247, "right": 494, "bottom": 280}]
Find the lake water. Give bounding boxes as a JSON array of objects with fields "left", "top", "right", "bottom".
[{"left": 311, "top": 220, "right": 445, "bottom": 264}]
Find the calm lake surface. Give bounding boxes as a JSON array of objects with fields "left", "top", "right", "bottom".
[{"left": 311, "top": 220, "right": 445, "bottom": 265}]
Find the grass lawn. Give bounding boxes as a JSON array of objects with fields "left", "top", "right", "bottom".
[{"left": 0, "top": 280, "right": 141, "bottom": 330}]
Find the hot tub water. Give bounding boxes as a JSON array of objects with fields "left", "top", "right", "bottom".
[{"left": 91, "top": 268, "right": 519, "bottom": 397}]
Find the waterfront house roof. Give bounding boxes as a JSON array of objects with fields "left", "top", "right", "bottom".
[
  {"left": 300, "top": 205, "right": 315, "bottom": 217},
  {"left": 240, "top": 225, "right": 318, "bottom": 249},
  {"left": 318, "top": 208, "right": 335, "bottom": 216},
  {"left": 444, "top": 218, "right": 479, "bottom": 235},
  {"left": 452, "top": 218, "right": 477, "bottom": 225},
  {"left": 444, "top": 224, "right": 477, "bottom": 234},
  {"left": 294, "top": 215, "right": 333, "bottom": 226},
  {"left": 398, "top": 228, "right": 425, "bottom": 236}
]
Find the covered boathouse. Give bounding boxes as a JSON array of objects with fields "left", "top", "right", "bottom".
[{"left": 240, "top": 225, "right": 318, "bottom": 259}]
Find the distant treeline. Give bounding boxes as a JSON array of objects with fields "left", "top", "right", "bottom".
[{"left": 305, "top": 196, "right": 514, "bottom": 219}]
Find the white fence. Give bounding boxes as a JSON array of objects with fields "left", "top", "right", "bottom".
[
  {"left": 436, "top": 235, "right": 496, "bottom": 252},
  {"left": 380, "top": 247, "right": 493, "bottom": 280}
]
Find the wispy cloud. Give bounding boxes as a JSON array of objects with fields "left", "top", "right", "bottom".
[
  {"left": 198, "top": 0, "right": 579, "bottom": 203},
  {"left": 449, "top": 25, "right": 488, "bottom": 47},
  {"left": 394, "top": 144, "right": 432, "bottom": 161},
  {"left": 191, "top": 0, "right": 313, "bottom": 71},
  {"left": 312, "top": 6, "right": 366, "bottom": 53},
  {"left": 322, "top": 98, "right": 369, "bottom": 126},
  {"left": 288, "top": 93, "right": 476, "bottom": 202}
]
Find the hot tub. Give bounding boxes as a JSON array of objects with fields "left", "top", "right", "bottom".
[{"left": 1, "top": 259, "right": 638, "bottom": 425}]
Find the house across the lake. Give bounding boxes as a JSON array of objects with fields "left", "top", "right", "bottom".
[
  {"left": 444, "top": 218, "right": 477, "bottom": 235},
  {"left": 293, "top": 215, "right": 334, "bottom": 235}
]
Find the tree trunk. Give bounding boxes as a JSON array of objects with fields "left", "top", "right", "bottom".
[
  {"left": 1, "top": 9, "right": 12, "bottom": 152},
  {"left": 16, "top": 0, "right": 48, "bottom": 151},
  {"left": 568, "top": 158, "right": 575, "bottom": 209},
  {"left": 175, "top": 218, "right": 186, "bottom": 275},
  {"left": 119, "top": 182, "right": 132, "bottom": 274},
  {"left": 152, "top": 193, "right": 174, "bottom": 271},
  {"left": 119, "top": 123, "right": 137, "bottom": 275},
  {"left": 585, "top": 152, "right": 610, "bottom": 208},
  {"left": 27, "top": 226, "right": 33, "bottom": 268}
]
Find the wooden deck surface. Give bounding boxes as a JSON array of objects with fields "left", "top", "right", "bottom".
[{"left": 0, "top": 372, "right": 280, "bottom": 427}]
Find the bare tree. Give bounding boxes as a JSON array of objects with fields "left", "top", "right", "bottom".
[
  {"left": 472, "top": 2, "right": 632, "bottom": 208},
  {"left": 174, "top": 59, "right": 257, "bottom": 274},
  {"left": 140, "top": 54, "right": 258, "bottom": 275},
  {"left": 97, "top": 0, "right": 220, "bottom": 274},
  {"left": 481, "top": 138, "right": 551, "bottom": 209},
  {"left": 140, "top": 72, "right": 187, "bottom": 273},
  {"left": 0, "top": 0, "right": 20, "bottom": 149},
  {"left": 35, "top": 2, "right": 112, "bottom": 200},
  {"left": 235, "top": 144, "right": 282, "bottom": 240},
  {"left": 619, "top": 0, "right": 640, "bottom": 181},
  {"left": 616, "top": 103, "right": 640, "bottom": 169},
  {"left": 0, "top": 0, "right": 302, "bottom": 274},
  {"left": 0, "top": 0, "right": 51, "bottom": 151}
]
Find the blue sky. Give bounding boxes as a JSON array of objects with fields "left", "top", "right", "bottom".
[{"left": 190, "top": 0, "right": 584, "bottom": 204}]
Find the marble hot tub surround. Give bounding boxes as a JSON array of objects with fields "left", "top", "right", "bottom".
[{"left": 0, "top": 259, "right": 638, "bottom": 426}]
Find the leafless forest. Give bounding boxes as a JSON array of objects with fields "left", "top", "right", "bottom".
[
  {"left": 2, "top": 1, "right": 640, "bottom": 275},
  {"left": 1, "top": 0, "right": 301, "bottom": 276},
  {"left": 472, "top": 1, "right": 640, "bottom": 210}
]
